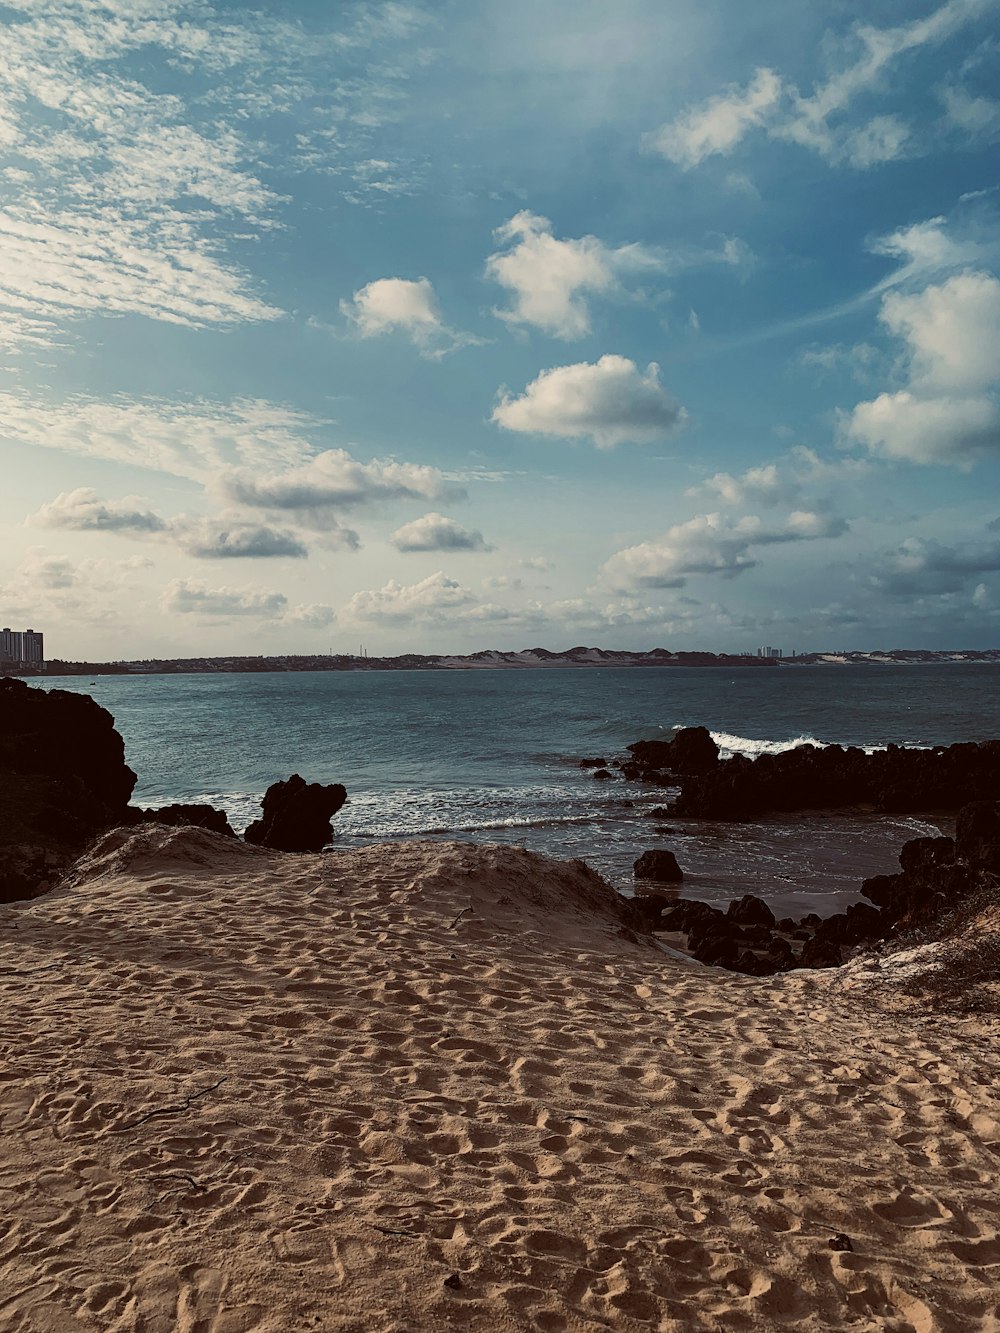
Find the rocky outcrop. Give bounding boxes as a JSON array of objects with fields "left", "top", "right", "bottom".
[
  {"left": 666, "top": 740, "right": 1000, "bottom": 821},
  {"left": 134, "top": 803, "right": 236, "bottom": 838},
  {"left": 0, "top": 678, "right": 137, "bottom": 902},
  {"left": 621, "top": 726, "right": 719, "bottom": 782},
  {"left": 244, "top": 774, "right": 347, "bottom": 852},
  {"left": 633, "top": 848, "right": 683, "bottom": 882},
  {"left": 647, "top": 803, "right": 1000, "bottom": 976}
]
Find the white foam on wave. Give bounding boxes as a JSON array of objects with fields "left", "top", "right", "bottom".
[{"left": 693, "top": 729, "right": 931, "bottom": 758}]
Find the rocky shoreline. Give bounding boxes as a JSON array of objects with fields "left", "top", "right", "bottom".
[
  {"left": 592, "top": 726, "right": 1000, "bottom": 979},
  {"left": 3, "top": 681, "right": 999, "bottom": 998}
]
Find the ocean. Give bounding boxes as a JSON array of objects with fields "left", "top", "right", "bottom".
[{"left": 39, "top": 663, "right": 1000, "bottom": 919}]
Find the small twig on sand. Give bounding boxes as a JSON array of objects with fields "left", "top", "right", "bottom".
[
  {"left": 372, "top": 1224, "right": 419, "bottom": 1239},
  {"left": 448, "top": 907, "right": 472, "bottom": 930},
  {"left": 113, "top": 1076, "right": 228, "bottom": 1133}
]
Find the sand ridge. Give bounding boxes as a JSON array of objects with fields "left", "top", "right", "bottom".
[{"left": 0, "top": 825, "right": 998, "bottom": 1331}]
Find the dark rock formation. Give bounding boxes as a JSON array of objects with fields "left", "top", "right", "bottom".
[
  {"left": 0, "top": 678, "right": 137, "bottom": 902},
  {"left": 667, "top": 739, "right": 1000, "bottom": 821},
  {"left": 955, "top": 801, "right": 1000, "bottom": 876},
  {"left": 579, "top": 757, "right": 607, "bottom": 769},
  {"left": 727, "top": 894, "right": 776, "bottom": 927},
  {"left": 244, "top": 774, "right": 347, "bottom": 852},
  {"left": 592, "top": 768, "right": 614, "bottom": 780},
  {"left": 633, "top": 848, "right": 683, "bottom": 882},
  {"left": 135, "top": 803, "right": 236, "bottom": 838},
  {"left": 624, "top": 726, "right": 720, "bottom": 779}
]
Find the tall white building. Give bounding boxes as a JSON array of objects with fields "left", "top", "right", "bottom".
[{"left": 0, "top": 627, "right": 45, "bottom": 671}]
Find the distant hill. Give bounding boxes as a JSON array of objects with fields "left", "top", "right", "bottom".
[{"left": 32, "top": 646, "right": 1000, "bottom": 676}]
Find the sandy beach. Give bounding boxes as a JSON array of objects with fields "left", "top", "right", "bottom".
[{"left": 1, "top": 825, "right": 998, "bottom": 1332}]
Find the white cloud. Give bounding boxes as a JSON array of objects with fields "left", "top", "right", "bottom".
[
  {"left": 602, "top": 510, "right": 848, "bottom": 590},
  {"left": 390, "top": 512, "right": 491, "bottom": 552},
  {"left": 343, "top": 571, "right": 477, "bottom": 624},
  {"left": 647, "top": 1, "right": 993, "bottom": 170},
  {"left": 940, "top": 85, "right": 1000, "bottom": 140},
  {"left": 492, "top": 355, "right": 686, "bottom": 448},
  {"left": 161, "top": 579, "right": 289, "bottom": 618},
  {"left": 33, "top": 487, "right": 167, "bottom": 533},
  {"left": 217, "top": 449, "right": 463, "bottom": 520},
  {"left": 32, "top": 489, "right": 331, "bottom": 559},
  {"left": 340, "top": 277, "right": 478, "bottom": 358},
  {"left": 0, "top": 1, "right": 439, "bottom": 351},
  {"left": 485, "top": 211, "right": 664, "bottom": 339},
  {"left": 847, "top": 270, "right": 1000, "bottom": 465},
  {"left": 879, "top": 270, "right": 1000, "bottom": 393},
  {"left": 0, "top": 392, "right": 319, "bottom": 481},
  {"left": 847, "top": 391, "right": 1000, "bottom": 467},
  {"left": 173, "top": 520, "right": 311, "bottom": 560},
  {"left": 645, "top": 68, "right": 782, "bottom": 168},
  {"left": 694, "top": 464, "right": 800, "bottom": 508}
]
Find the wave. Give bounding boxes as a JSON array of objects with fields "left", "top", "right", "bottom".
[
  {"left": 706, "top": 730, "right": 831, "bottom": 758},
  {"left": 697, "top": 729, "right": 932, "bottom": 758}
]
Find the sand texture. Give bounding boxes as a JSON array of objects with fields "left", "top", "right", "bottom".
[{"left": 1, "top": 825, "right": 999, "bottom": 1332}]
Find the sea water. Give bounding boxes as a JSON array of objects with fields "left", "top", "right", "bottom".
[{"left": 38, "top": 663, "right": 1000, "bottom": 918}]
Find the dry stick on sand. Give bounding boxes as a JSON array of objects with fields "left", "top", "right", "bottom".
[
  {"left": 448, "top": 907, "right": 472, "bottom": 930},
  {"left": 112, "top": 1076, "right": 228, "bottom": 1133}
]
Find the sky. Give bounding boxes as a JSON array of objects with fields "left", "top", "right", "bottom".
[{"left": 2, "top": 0, "right": 1000, "bottom": 659}]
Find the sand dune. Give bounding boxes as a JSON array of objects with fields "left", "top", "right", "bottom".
[{"left": 1, "top": 826, "right": 998, "bottom": 1332}]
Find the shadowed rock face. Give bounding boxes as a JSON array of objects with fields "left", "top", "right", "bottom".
[
  {"left": 0, "top": 678, "right": 138, "bottom": 901},
  {"left": 135, "top": 804, "right": 236, "bottom": 838},
  {"left": 243, "top": 774, "right": 347, "bottom": 852},
  {"left": 665, "top": 741, "right": 1000, "bottom": 821}
]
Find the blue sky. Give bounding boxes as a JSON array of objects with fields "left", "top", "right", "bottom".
[{"left": 2, "top": 0, "right": 999, "bottom": 657}]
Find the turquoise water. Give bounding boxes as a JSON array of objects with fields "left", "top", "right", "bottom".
[{"left": 40, "top": 663, "right": 1000, "bottom": 916}]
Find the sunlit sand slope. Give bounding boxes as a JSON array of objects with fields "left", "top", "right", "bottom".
[{"left": 1, "top": 826, "right": 997, "bottom": 1332}]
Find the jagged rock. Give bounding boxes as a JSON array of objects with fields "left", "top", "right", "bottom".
[
  {"left": 579, "top": 757, "right": 607, "bottom": 769},
  {"left": 0, "top": 678, "right": 137, "bottom": 901},
  {"left": 593, "top": 768, "right": 614, "bottom": 781},
  {"left": 633, "top": 848, "right": 683, "bottom": 882},
  {"left": 629, "top": 890, "right": 674, "bottom": 929},
  {"left": 136, "top": 803, "right": 236, "bottom": 838},
  {"left": 727, "top": 894, "right": 776, "bottom": 927},
  {"left": 667, "top": 737, "right": 1000, "bottom": 821},
  {"left": 243, "top": 774, "right": 347, "bottom": 852},
  {"left": 800, "top": 937, "right": 842, "bottom": 969},
  {"left": 626, "top": 726, "right": 720, "bottom": 776},
  {"left": 659, "top": 899, "right": 720, "bottom": 932},
  {"left": 956, "top": 801, "right": 1000, "bottom": 875}
]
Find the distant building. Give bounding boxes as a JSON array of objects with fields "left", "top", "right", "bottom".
[
  {"left": 756, "top": 645, "right": 782, "bottom": 658},
  {"left": 0, "top": 627, "right": 45, "bottom": 672}
]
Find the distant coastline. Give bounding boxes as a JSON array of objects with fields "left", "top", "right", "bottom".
[{"left": 13, "top": 645, "right": 1000, "bottom": 677}]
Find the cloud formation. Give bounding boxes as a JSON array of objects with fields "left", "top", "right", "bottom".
[
  {"left": 390, "top": 512, "right": 491, "bottom": 552},
  {"left": 847, "top": 270, "right": 1000, "bottom": 465},
  {"left": 492, "top": 356, "right": 685, "bottom": 448},
  {"left": 0, "top": 392, "right": 319, "bottom": 482},
  {"left": 33, "top": 488, "right": 167, "bottom": 534},
  {"left": 603, "top": 511, "right": 848, "bottom": 589},
  {"left": 343, "top": 571, "right": 477, "bottom": 624},
  {"left": 647, "top": 0, "right": 993, "bottom": 170},
  {"left": 33, "top": 490, "right": 315, "bottom": 560},
  {"left": 645, "top": 68, "right": 782, "bottom": 169},
  {"left": 340, "top": 277, "right": 478, "bottom": 357},
  {"left": 161, "top": 579, "right": 290, "bottom": 618},
  {"left": 485, "top": 211, "right": 664, "bottom": 339},
  {"left": 871, "top": 533, "right": 1000, "bottom": 596},
  {"left": 217, "top": 449, "right": 464, "bottom": 520}
]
